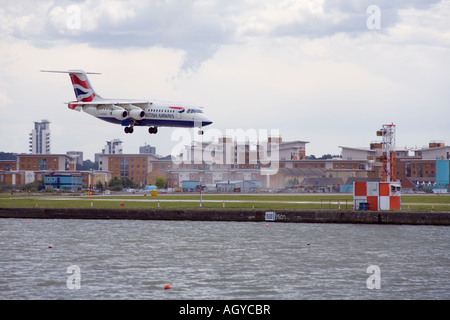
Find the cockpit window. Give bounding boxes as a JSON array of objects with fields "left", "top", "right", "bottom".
[{"left": 187, "top": 108, "right": 203, "bottom": 114}]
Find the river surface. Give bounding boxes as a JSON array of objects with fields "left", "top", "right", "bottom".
[{"left": 0, "top": 218, "right": 448, "bottom": 300}]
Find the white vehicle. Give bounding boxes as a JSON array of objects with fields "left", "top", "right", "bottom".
[{"left": 42, "top": 70, "right": 213, "bottom": 135}]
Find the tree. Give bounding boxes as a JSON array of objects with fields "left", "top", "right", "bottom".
[
  {"left": 96, "top": 180, "right": 104, "bottom": 191},
  {"left": 155, "top": 177, "right": 167, "bottom": 189},
  {"left": 77, "top": 159, "right": 98, "bottom": 171},
  {"left": 122, "top": 177, "right": 137, "bottom": 189},
  {"left": 107, "top": 176, "right": 139, "bottom": 191},
  {"left": 108, "top": 176, "right": 123, "bottom": 191}
]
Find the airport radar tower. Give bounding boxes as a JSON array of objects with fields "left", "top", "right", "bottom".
[{"left": 377, "top": 123, "right": 396, "bottom": 182}]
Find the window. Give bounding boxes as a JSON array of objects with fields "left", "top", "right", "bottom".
[
  {"left": 38, "top": 158, "right": 47, "bottom": 170},
  {"left": 121, "top": 158, "right": 129, "bottom": 178}
]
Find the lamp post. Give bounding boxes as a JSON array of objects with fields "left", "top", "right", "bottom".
[{"left": 199, "top": 176, "right": 203, "bottom": 207}]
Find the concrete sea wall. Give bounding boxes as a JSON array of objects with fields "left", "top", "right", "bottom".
[{"left": 0, "top": 208, "right": 449, "bottom": 225}]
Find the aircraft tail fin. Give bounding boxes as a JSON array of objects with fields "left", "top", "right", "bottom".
[{"left": 41, "top": 70, "right": 102, "bottom": 102}]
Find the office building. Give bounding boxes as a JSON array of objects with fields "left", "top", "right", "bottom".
[{"left": 29, "top": 120, "right": 51, "bottom": 154}]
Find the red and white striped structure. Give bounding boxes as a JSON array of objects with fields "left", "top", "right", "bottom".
[
  {"left": 353, "top": 181, "right": 401, "bottom": 211},
  {"left": 353, "top": 123, "right": 401, "bottom": 211}
]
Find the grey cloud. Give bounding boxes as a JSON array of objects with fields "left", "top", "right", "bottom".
[
  {"left": 270, "top": 0, "right": 442, "bottom": 39},
  {"left": 2, "top": 0, "right": 445, "bottom": 70}
]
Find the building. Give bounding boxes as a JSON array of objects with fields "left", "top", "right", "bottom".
[
  {"left": 339, "top": 146, "right": 376, "bottom": 163},
  {"left": 300, "top": 177, "right": 344, "bottom": 193},
  {"left": 67, "top": 151, "right": 84, "bottom": 167},
  {"left": 413, "top": 141, "right": 450, "bottom": 160},
  {"left": 0, "top": 160, "right": 18, "bottom": 171},
  {"left": 139, "top": 143, "right": 156, "bottom": 155},
  {"left": 96, "top": 153, "right": 159, "bottom": 184},
  {"left": 353, "top": 180, "right": 401, "bottom": 211},
  {"left": 164, "top": 136, "right": 375, "bottom": 191},
  {"left": 44, "top": 173, "right": 83, "bottom": 191},
  {"left": 29, "top": 119, "right": 51, "bottom": 154},
  {"left": 102, "top": 139, "right": 123, "bottom": 155},
  {"left": 0, "top": 171, "right": 35, "bottom": 186},
  {"left": 37, "top": 170, "right": 111, "bottom": 190},
  {"left": 278, "top": 139, "right": 309, "bottom": 161},
  {"left": 216, "top": 180, "right": 261, "bottom": 192},
  {"left": 16, "top": 154, "right": 76, "bottom": 172},
  {"left": 340, "top": 137, "right": 450, "bottom": 192},
  {"left": 395, "top": 142, "right": 450, "bottom": 191}
]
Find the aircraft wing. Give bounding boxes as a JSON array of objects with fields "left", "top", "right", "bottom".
[
  {"left": 66, "top": 100, "right": 150, "bottom": 106},
  {"left": 67, "top": 100, "right": 150, "bottom": 110}
]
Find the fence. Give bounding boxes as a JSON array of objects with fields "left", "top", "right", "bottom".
[{"left": 320, "top": 200, "right": 349, "bottom": 210}]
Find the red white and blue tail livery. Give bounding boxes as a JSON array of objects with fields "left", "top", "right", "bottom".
[{"left": 41, "top": 69, "right": 213, "bottom": 134}]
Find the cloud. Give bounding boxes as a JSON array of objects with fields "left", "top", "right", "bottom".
[{"left": 0, "top": 0, "right": 444, "bottom": 72}]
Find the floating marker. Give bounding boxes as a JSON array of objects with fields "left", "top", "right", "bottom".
[
  {"left": 120, "top": 203, "right": 125, "bottom": 207},
  {"left": 164, "top": 284, "right": 171, "bottom": 290},
  {"left": 48, "top": 245, "right": 53, "bottom": 248},
  {"left": 266, "top": 224, "right": 269, "bottom": 227}
]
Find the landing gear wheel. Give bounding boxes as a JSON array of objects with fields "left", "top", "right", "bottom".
[
  {"left": 198, "top": 129, "right": 204, "bottom": 135},
  {"left": 124, "top": 126, "right": 134, "bottom": 134},
  {"left": 148, "top": 127, "right": 158, "bottom": 134}
]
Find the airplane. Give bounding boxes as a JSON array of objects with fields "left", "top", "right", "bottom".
[{"left": 41, "top": 70, "right": 213, "bottom": 135}]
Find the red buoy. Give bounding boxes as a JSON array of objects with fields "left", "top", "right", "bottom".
[{"left": 164, "top": 284, "right": 171, "bottom": 290}]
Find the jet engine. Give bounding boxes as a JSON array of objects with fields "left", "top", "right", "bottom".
[
  {"left": 127, "top": 104, "right": 145, "bottom": 120},
  {"left": 110, "top": 106, "right": 128, "bottom": 120},
  {"left": 127, "top": 105, "right": 145, "bottom": 120}
]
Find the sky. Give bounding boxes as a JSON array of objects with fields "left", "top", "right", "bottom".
[{"left": 1, "top": 0, "right": 449, "bottom": 161}]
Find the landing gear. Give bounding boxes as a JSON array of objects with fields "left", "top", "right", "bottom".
[
  {"left": 148, "top": 126, "right": 158, "bottom": 134},
  {"left": 124, "top": 126, "right": 134, "bottom": 134},
  {"left": 198, "top": 129, "right": 204, "bottom": 135}
]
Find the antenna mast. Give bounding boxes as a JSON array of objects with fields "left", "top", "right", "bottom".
[{"left": 377, "top": 123, "right": 396, "bottom": 182}]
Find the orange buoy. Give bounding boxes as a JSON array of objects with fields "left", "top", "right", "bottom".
[
  {"left": 266, "top": 224, "right": 269, "bottom": 227},
  {"left": 164, "top": 284, "right": 171, "bottom": 290}
]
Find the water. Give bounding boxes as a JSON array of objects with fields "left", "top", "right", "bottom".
[{"left": 0, "top": 218, "right": 448, "bottom": 300}]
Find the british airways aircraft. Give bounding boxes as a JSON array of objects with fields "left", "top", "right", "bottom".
[{"left": 41, "top": 70, "right": 213, "bottom": 135}]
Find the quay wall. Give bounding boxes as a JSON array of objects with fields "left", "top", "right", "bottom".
[{"left": 0, "top": 208, "right": 449, "bottom": 225}]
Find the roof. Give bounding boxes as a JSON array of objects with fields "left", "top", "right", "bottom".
[
  {"left": 279, "top": 167, "right": 326, "bottom": 177},
  {"left": 338, "top": 146, "right": 375, "bottom": 152},
  {"left": 300, "top": 177, "right": 344, "bottom": 187},
  {"left": 344, "top": 177, "right": 380, "bottom": 185}
]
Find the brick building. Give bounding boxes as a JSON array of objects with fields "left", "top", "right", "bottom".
[
  {"left": 97, "top": 153, "right": 159, "bottom": 184},
  {"left": 15, "top": 154, "right": 76, "bottom": 171}
]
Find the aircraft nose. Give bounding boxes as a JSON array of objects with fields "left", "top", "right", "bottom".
[{"left": 202, "top": 115, "right": 213, "bottom": 126}]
